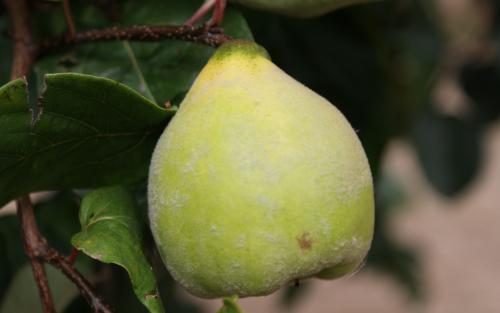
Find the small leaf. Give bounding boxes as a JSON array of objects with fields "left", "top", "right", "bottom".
[
  {"left": 0, "top": 74, "right": 175, "bottom": 207},
  {"left": 72, "top": 186, "right": 164, "bottom": 313},
  {"left": 216, "top": 297, "right": 244, "bottom": 313}
]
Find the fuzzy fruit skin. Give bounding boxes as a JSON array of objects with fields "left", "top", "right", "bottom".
[
  {"left": 148, "top": 41, "right": 374, "bottom": 298},
  {"left": 232, "top": 0, "right": 379, "bottom": 17}
]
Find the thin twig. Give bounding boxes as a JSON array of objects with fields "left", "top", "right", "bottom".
[
  {"left": 62, "top": 0, "right": 77, "bottom": 39},
  {"left": 16, "top": 196, "right": 56, "bottom": 313},
  {"left": 45, "top": 249, "right": 113, "bottom": 313},
  {"left": 39, "top": 24, "right": 231, "bottom": 55}
]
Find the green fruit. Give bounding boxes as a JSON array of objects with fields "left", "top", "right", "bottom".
[
  {"left": 148, "top": 40, "right": 374, "bottom": 298},
  {"left": 232, "top": 0, "right": 380, "bottom": 17}
]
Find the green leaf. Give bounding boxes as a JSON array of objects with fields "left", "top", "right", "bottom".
[
  {"left": 216, "top": 297, "right": 244, "bottom": 313},
  {"left": 412, "top": 110, "right": 481, "bottom": 196},
  {"left": 34, "top": 0, "right": 253, "bottom": 104},
  {"left": 72, "top": 186, "right": 164, "bottom": 313},
  {"left": 0, "top": 74, "right": 174, "bottom": 207}
]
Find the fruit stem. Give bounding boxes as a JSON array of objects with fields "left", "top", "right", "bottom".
[{"left": 217, "top": 296, "right": 244, "bottom": 313}]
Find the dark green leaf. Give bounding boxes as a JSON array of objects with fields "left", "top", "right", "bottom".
[
  {"left": 216, "top": 297, "right": 244, "bottom": 313},
  {"left": 0, "top": 74, "right": 174, "bottom": 207},
  {"left": 72, "top": 186, "right": 164, "bottom": 313},
  {"left": 34, "top": 0, "right": 253, "bottom": 104},
  {"left": 412, "top": 110, "right": 482, "bottom": 196}
]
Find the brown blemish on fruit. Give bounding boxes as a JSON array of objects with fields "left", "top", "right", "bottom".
[{"left": 297, "top": 232, "right": 313, "bottom": 251}]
